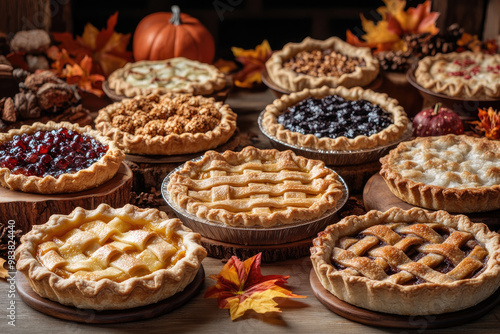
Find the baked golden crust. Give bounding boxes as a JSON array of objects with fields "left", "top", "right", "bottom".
[
  {"left": 415, "top": 52, "right": 500, "bottom": 99},
  {"left": 167, "top": 146, "right": 345, "bottom": 227},
  {"left": 311, "top": 207, "right": 500, "bottom": 315},
  {"left": 95, "top": 93, "right": 237, "bottom": 155},
  {"left": 380, "top": 135, "right": 500, "bottom": 213},
  {"left": 265, "top": 37, "right": 379, "bottom": 91},
  {"left": 108, "top": 57, "right": 227, "bottom": 97},
  {"left": 262, "top": 86, "right": 408, "bottom": 151},
  {"left": 15, "top": 204, "right": 207, "bottom": 310},
  {"left": 0, "top": 121, "right": 124, "bottom": 194}
]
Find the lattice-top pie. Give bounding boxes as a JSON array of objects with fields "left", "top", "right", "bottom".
[
  {"left": 15, "top": 204, "right": 207, "bottom": 310},
  {"left": 108, "top": 57, "right": 227, "bottom": 97},
  {"left": 415, "top": 52, "right": 500, "bottom": 99},
  {"left": 380, "top": 135, "right": 500, "bottom": 213},
  {"left": 311, "top": 207, "right": 500, "bottom": 315},
  {"left": 167, "top": 146, "right": 345, "bottom": 227}
]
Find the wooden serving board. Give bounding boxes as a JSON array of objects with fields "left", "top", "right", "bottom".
[
  {"left": 309, "top": 268, "right": 500, "bottom": 329},
  {"left": 363, "top": 174, "right": 500, "bottom": 230},
  {"left": 201, "top": 236, "right": 313, "bottom": 262},
  {"left": 16, "top": 266, "right": 205, "bottom": 324},
  {"left": 0, "top": 163, "right": 133, "bottom": 233}
]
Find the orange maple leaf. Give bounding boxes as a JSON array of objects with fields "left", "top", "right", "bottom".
[
  {"left": 204, "top": 253, "right": 306, "bottom": 320},
  {"left": 231, "top": 40, "right": 272, "bottom": 88},
  {"left": 0, "top": 258, "right": 8, "bottom": 280},
  {"left": 63, "top": 55, "right": 105, "bottom": 97},
  {"left": 470, "top": 107, "right": 500, "bottom": 140}
]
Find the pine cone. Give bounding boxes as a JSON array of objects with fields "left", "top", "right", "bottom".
[
  {"left": 376, "top": 50, "right": 413, "bottom": 72},
  {"left": 36, "top": 82, "right": 78, "bottom": 113},
  {"left": 14, "top": 91, "right": 41, "bottom": 119},
  {"left": 24, "top": 71, "right": 66, "bottom": 92},
  {"left": 0, "top": 224, "right": 23, "bottom": 260},
  {"left": 1, "top": 97, "right": 16, "bottom": 122}
]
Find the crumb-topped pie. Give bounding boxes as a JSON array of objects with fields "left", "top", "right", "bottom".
[
  {"left": 380, "top": 135, "right": 500, "bottom": 213},
  {"left": 415, "top": 52, "right": 500, "bottom": 99},
  {"left": 95, "top": 93, "right": 237, "bottom": 155},
  {"left": 0, "top": 121, "right": 124, "bottom": 194},
  {"left": 262, "top": 86, "right": 408, "bottom": 151},
  {"left": 107, "top": 57, "right": 227, "bottom": 97},
  {"left": 311, "top": 207, "right": 500, "bottom": 315},
  {"left": 266, "top": 37, "right": 379, "bottom": 91},
  {"left": 167, "top": 146, "right": 345, "bottom": 227},
  {"left": 15, "top": 204, "right": 207, "bottom": 310}
]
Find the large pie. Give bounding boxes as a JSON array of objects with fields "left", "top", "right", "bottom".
[
  {"left": 15, "top": 204, "right": 207, "bottom": 310},
  {"left": 311, "top": 207, "right": 500, "bottom": 315},
  {"left": 380, "top": 135, "right": 500, "bottom": 213},
  {"left": 415, "top": 51, "right": 500, "bottom": 99}
]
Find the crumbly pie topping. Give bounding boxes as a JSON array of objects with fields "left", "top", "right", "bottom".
[{"left": 283, "top": 49, "right": 366, "bottom": 77}]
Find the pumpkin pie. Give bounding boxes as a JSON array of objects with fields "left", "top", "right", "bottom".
[
  {"left": 311, "top": 207, "right": 500, "bottom": 315},
  {"left": 15, "top": 204, "right": 207, "bottom": 310},
  {"left": 95, "top": 93, "right": 237, "bottom": 155}
]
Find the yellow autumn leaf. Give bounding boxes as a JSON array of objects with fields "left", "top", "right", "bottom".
[{"left": 0, "top": 258, "right": 9, "bottom": 280}]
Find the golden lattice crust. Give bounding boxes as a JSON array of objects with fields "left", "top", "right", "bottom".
[
  {"left": 265, "top": 37, "right": 379, "bottom": 91},
  {"left": 167, "top": 146, "right": 345, "bottom": 227},
  {"left": 108, "top": 57, "right": 227, "bottom": 97},
  {"left": 0, "top": 122, "right": 124, "bottom": 194},
  {"left": 380, "top": 135, "right": 500, "bottom": 213},
  {"left": 95, "top": 93, "right": 237, "bottom": 155},
  {"left": 415, "top": 52, "right": 500, "bottom": 99},
  {"left": 262, "top": 86, "right": 408, "bottom": 151},
  {"left": 15, "top": 204, "right": 207, "bottom": 310},
  {"left": 311, "top": 207, "right": 500, "bottom": 315}
]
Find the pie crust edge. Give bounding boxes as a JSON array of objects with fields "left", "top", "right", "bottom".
[
  {"left": 310, "top": 207, "right": 500, "bottom": 315},
  {"left": 15, "top": 204, "right": 207, "bottom": 310}
]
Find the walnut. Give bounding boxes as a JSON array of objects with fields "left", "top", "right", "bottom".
[
  {"left": 1, "top": 97, "right": 16, "bottom": 122},
  {"left": 24, "top": 71, "right": 66, "bottom": 92},
  {"left": 14, "top": 91, "right": 41, "bottom": 119},
  {"left": 26, "top": 54, "right": 50, "bottom": 71},
  {"left": 10, "top": 29, "right": 51, "bottom": 53},
  {"left": 36, "top": 82, "right": 78, "bottom": 112}
]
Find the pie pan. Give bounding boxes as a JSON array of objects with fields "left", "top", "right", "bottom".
[
  {"left": 161, "top": 160, "right": 349, "bottom": 246},
  {"left": 258, "top": 112, "right": 413, "bottom": 166}
]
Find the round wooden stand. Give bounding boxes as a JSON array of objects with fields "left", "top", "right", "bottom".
[
  {"left": 201, "top": 236, "right": 313, "bottom": 262},
  {"left": 309, "top": 268, "right": 500, "bottom": 329},
  {"left": 332, "top": 161, "right": 381, "bottom": 194},
  {"left": 363, "top": 174, "right": 500, "bottom": 230},
  {"left": 0, "top": 163, "right": 133, "bottom": 233},
  {"left": 16, "top": 266, "right": 205, "bottom": 324}
]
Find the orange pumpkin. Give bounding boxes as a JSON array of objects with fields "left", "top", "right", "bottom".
[{"left": 133, "top": 6, "right": 215, "bottom": 64}]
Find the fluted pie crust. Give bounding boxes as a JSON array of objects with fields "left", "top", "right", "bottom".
[
  {"left": 167, "top": 146, "right": 345, "bottom": 227},
  {"left": 108, "top": 57, "right": 227, "bottom": 97},
  {"left": 380, "top": 135, "right": 500, "bottom": 213},
  {"left": 262, "top": 86, "right": 409, "bottom": 151},
  {"left": 0, "top": 121, "right": 124, "bottom": 194},
  {"left": 15, "top": 204, "right": 207, "bottom": 310},
  {"left": 95, "top": 93, "right": 237, "bottom": 155},
  {"left": 415, "top": 52, "right": 500, "bottom": 99},
  {"left": 265, "top": 36, "right": 379, "bottom": 91},
  {"left": 311, "top": 207, "right": 500, "bottom": 315}
]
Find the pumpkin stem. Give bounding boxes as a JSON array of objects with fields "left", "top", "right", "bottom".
[
  {"left": 170, "top": 5, "right": 182, "bottom": 25},
  {"left": 433, "top": 103, "right": 441, "bottom": 115}
]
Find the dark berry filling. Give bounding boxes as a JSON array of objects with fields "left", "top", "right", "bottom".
[
  {"left": 277, "top": 95, "right": 393, "bottom": 140},
  {"left": 0, "top": 128, "right": 108, "bottom": 178}
]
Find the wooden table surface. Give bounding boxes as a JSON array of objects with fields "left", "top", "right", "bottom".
[{"left": 2, "top": 88, "right": 500, "bottom": 333}]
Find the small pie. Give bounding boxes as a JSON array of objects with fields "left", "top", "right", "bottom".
[
  {"left": 167, "top": 146, "right": 345, "bottom": 227},
  {"left": 15, "top": 204, "right": 207, "bottom": 310},
  {"left": 415, "top": 51, "right": 500, "bottom": 99},
  {"left": 380, "top": 135, "right": 500, "bottom": 213},
  {"left": 107, "top": 57, "right": 227, "bottom": 97},
  {"left": 262, "top": 86, "right": 409, "bottom": 151},
  {"left": 266, "top": 36, "right": 379, "bottom": 91},
  {"left": 0, "top": 121, "right": 124, "bottom": 194},
  {"left": 95, "top": 93, "right": 237, "bottom": 155},
  {"left": 311, "top": 207, "right": 500, "bottom": 315}
]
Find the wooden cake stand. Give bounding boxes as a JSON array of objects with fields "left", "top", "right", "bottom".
[
  {"left": 363, "top": 174, "right": 500, "bottom": 230},
  {"left": 0, "top": 163, "right": 133, "bottom": 233}
]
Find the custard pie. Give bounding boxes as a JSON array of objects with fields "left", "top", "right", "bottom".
[
  {"left": 15, "top": 204, "right": 207, "bottom": 310},
  {"left": 262, "top": 86, "right": 408, "bottom": 151},
  {"left": 415, "top": 51, "right": 500, "bottom": 99},
  {"left": 108, "top": 57, "right": 227, "bottom": 97},
  {"left": 266, "top": 37, "right": 379, "bottom": 91},
  {"left": 95, "top": 93, "right": 237, "bottom": 155},
  {"left": 380, "top": 135, "right": 500, "bottom": 213},
  {"left": 311, "top": 207, "right": 500, "bottom": 315},
  {"left": 167, "top": 146, "right": 345, "bottom": 227},
  {"left": 0, "top": 121, "right": 124, "bottom": 194}
]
